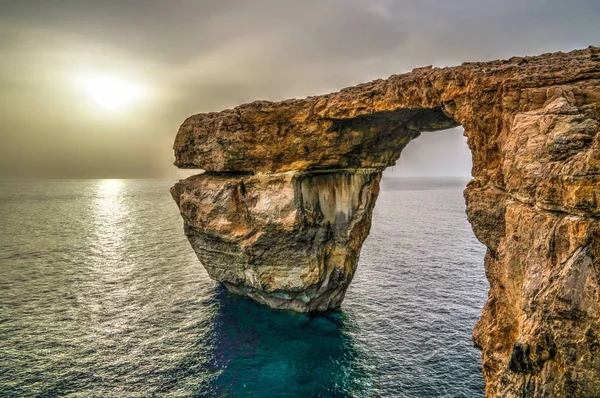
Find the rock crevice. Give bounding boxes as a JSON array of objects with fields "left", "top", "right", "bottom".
[{"left": 171, "top": 47, "right": 600, "bottom": 397}]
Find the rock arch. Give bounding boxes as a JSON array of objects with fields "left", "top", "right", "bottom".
[{"left": 171, "top": 47, "right": 600, "bottom": 396}]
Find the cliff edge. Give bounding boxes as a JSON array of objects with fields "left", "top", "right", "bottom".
[{"left": 171, "top": 47, "right": 600, "bottom": 397}]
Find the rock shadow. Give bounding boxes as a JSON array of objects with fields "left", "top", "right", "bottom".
[{"left": 202, "top": 285, "right": 371, "bottom": 397}]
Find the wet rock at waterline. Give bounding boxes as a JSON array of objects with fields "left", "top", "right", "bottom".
[{"left": 171, "top": 47, "right": 600, "bottom": 397}]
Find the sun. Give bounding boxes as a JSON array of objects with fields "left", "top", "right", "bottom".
[{"left": 77, "top": 74, "right": 142, "bottom": 111}]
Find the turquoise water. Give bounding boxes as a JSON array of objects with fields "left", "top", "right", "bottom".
[{"left": 0, "top": 178, "right": 487, "bottom": 397}]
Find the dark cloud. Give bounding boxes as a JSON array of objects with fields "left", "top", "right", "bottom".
[
  {"left": 0, "top": 0, "right": 598, "bottom": 178},
  {"left": 0, "top": 0, "right": 405, "bottom": 63}
]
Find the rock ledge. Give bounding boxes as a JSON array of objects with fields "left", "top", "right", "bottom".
[{"left": 172, "top": 47, "right": 600, "bottom": 397}]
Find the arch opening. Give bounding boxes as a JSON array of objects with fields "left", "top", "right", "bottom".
[
  {"left": 348, "top": 126, "right": 488, "bottom": 394},
  {"left": 172, "top": 47, "right": 600, "bottom": 397}
]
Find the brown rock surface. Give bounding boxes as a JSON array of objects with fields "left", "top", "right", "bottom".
[
  {"left": 171, "top": 169, "right": 381, "bottom": 312},
  {"left": 171, "top": 47, "right": 600, "bottom": 397}
]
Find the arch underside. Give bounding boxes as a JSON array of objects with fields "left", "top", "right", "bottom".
[{"left": 171, "top": 48, "right": 600, "bottom": 397}]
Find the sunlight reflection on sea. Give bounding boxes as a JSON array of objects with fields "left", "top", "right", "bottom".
[{"left": 0, "top": 178, "right": 486, "bottom": 397}]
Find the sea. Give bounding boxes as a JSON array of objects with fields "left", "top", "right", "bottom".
[{"left": 0, "top": 177, "right": 488, "bottom": 397}]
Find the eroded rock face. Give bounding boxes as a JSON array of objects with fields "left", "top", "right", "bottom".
[
  {"left": 171, "top": 170, "right": 381, "bottom": 312},
  {"left": 171, "top": 47, "right": 600, "bottom": 396}
]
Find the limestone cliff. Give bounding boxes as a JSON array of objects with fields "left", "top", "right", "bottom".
[
  {"left": 171, "top": 170, "right": 380, "bottom": 312},
  {"left": 172, "top": 47, "right": 600, "bottom": 397}
]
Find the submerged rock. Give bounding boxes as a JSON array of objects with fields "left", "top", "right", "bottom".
[{"left": 171, "top": 47, "right": 600, "bottom": 396}]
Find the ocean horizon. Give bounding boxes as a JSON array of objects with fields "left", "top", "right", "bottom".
[{"left": 1, "top": 177, "right": 487, "bottom": 397}]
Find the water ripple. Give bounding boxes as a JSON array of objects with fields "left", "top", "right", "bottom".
[{"left": 0, "top": 178, "right": 487, "bottom": 397}]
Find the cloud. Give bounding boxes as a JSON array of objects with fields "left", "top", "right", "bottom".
[
  {"left": 0, "top": 0, "right": 598, "bottom": 178},
  {"left": 364, "top": 0, "right": 395, "bottom": 19}
]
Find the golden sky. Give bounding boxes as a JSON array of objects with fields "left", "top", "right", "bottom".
[{"left": 0, "top": 0, "right": 598, "bottom": 178}]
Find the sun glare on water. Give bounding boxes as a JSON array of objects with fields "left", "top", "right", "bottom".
[{"left": 77, "top": 74, "right": 142, "bottom": 111}]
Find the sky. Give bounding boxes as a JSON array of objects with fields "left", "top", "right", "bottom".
[{"left": 0, "top": 0, "right": 599, "bottom": 179}]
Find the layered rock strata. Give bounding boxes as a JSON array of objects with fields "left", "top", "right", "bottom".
[
  {"left": 172, "top": 169, "right": 381, "bottom": 312},
  {"left": 172, "top": 47, "right": 600, "bottom": 397}
]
